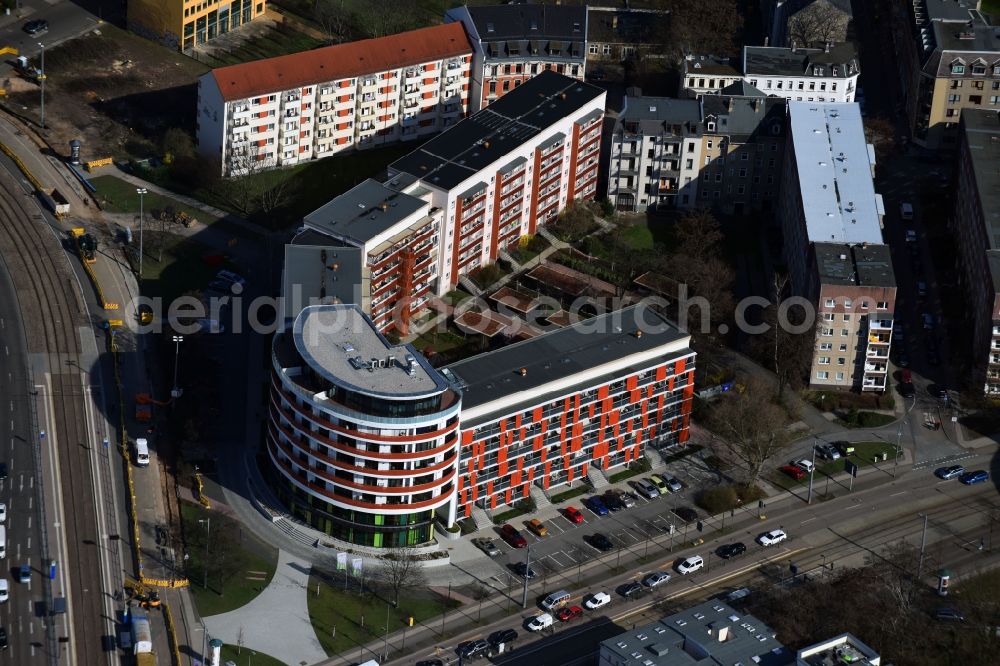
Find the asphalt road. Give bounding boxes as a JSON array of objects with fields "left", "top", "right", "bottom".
[
  {"left": 396, "top": 449, "right": 1000, "bottom": 666},
  {"left": 0, "top": 229, "right": 48, "bottom": 663},
  {"left": 0, "top": 1, "right": 103, "bottom": 58}
]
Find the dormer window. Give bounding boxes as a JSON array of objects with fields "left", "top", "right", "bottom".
[
  {"left": 832, "top": 67, "right": 839, "bottom": 76},
  {"left": 994, "top": 66, "right": 1000, "bottom": 75},
  {"left": 952, "top": 63, "right": 966, "bottom": 74},
  {"left": 707, "top": 121, "right": 716, "bottom": 131},
  {"left": 973, "top": 63, "right": 987, "bottom": 75}
]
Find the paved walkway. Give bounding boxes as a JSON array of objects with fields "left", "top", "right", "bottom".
[{"left": 204, "top": 549, "right": 327, "bottom": 666}]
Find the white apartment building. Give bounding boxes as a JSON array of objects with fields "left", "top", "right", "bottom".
[
  {"left": 778, "top": 102, "right": 895, "bottom": 392},
  {"left": 607, "top": 96, "right": 703, "bottom": 211},
  {"left": 281, "top": 71, "right": 606, "bottom": 335},
  {"left": 681, "top": 55, "right": 743, "bottom": 97},
  {"left": 196, "top": 23, "right": 473, "bottom": 176},
  {"left": 744, "top": 43, "right": 860, "bottom": 103}
]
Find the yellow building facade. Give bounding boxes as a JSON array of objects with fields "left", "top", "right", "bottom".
[{"left": 128, "top": 0, "right": 267, "bottom": 51}]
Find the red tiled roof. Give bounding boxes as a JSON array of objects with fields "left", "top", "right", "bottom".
[{"left": 210, "top": 23, "right": 473, "bottom": 102}]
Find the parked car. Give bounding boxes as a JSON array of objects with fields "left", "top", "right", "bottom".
[
  {"left": 602, "top": 492, "right": 625, "bottom": 512},
  {"left": 633, "top": 478, "right": 660, "bottom": 499},
  {"left": 23, "top": 19, "right": 48, "bottom": 35},
  {"left": 649, "top": 475, "right": 669, "bottom": 494},
  {"left": 815, "top": 444, "right": 840, "bottom": 461},
  {"left": 0, "top": 627, "right": 7, "bottom": 650},
  {"left": 474, "top": 538, "right": 501, "bottom": 557},
  {"left": 525, "top": 519, "right": 548, "bottom": 537},
  {"left": 585, "top": 496, "right": 610, "bottom": 517},
  {"left": 656, "top": 474, "right": 683, "bottom": 493},
  {"left": 717, "top": 542, "right": 747, "bottom": 559},
  {"left": 780, "top": 464, "right": 806, "bottom": 480},
  {"left": 935, "top": 465, "right": 965, "bottom": 480},
  {"left": 917, "top": 281, "right": 928, "bottom": 297},
  {"left": 564, "top": 506, "right": 584, "bottom": 524},
  {"left": 621, "top": 581, "right": 644, "bottom": 599},
  {"left": 677, "top": 555, "right": 704, "bottom": 575},
  {"left": 487, "top": 629, "right": 517, "bottom": 647},
  {"left": 0, "top": 579, "right": 7, "bottom": 603},
  {"left": 0, "top": 463, "right": 7, "bottom": 480},
  {"left": 617, "top": 491, "right": 637, "bottom": 508},
  {"left": 959, "top": 470, "right": 989, "bottom": 485},
  {"left": 499, "top": 524, "right": 527, "bottom": 548},
  {"left": 795, "top": 459, "right": 815, "bottom": 474},
  {"left": 456, "top": 639, "right": 490, "bottom": 659},
  {"left": 17, "top": 565, "right": 29, "bottom": 584},
  {"left": 0, "top": 503, "right": 5, "bottom": 523},
  {"left": 757, "top": 530, "right": 788, "bottom": 547},
  {"left": 934, "top": 607, "right": 965, "bottom": 622},
  {"left": 512, "top": 562, "right": 537, "bottom": 579},
  {"left": 588, "top": 533, "right": 615, "bottom": 552},
  {"left": 642, "top": 571, "right": 671, "bottom": 588},
  {"left": 557, "top": 605, "right": 583, "bottom": 622},
  {"left": 672, "top": 507, "right": 698, "bottom": 523},
  {"left": 526, "top": 613, "right": 554, "bottom": 632},
  {"left": 833, "top": 441, "right": 854, "bottom": 456},
  {"left": 929, "top": 385, "right": 949, "bottom": 401},
  {"left": 585, "top": 591, "right": 611, "bottom": 610},
  {"left": 900, "top": 382, "right": 915, "bottom": 398},
  {"left": 215, "top": 269, "right": 246, "bottom": 286}
]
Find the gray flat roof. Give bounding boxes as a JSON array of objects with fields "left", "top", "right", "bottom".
[
  {"left": 788, "top": 102, "right": 884, "bottom": 245},
  {"left": 443, "top": 305, "right": 690, "bottom": 415},
  {"left": 599, "top": 600, "right": 790, "bottom": 666},
  {"left": 620, "top": 96, "right": 702, "bottom": 126},
  {"left": 961, "top": 109, "right": 1000, "bottom": 289},
  {"left": 290, "top": 305, "right": 449, "bottom": 399},
  {"left": 303, "top": 179, "right": 428, "bottom": 245},
  {"left": 923, "top": 0, "right": 980, "bottom": 22},
  {"left": 744, "top": 44, "right": 858, "bottom": 77},
  {"left": 466, "top": 3, "right": 587, "bottom": 41},
  {"left": 281, "top": 242, "right": 365, "bottom": 321},
  {"left": 934, "top": 19, "right": 1000, "bottom": 51},
  {"left": 813, "top": 242, "right": 896, "bottom": 288},
  {"left": 389, "top": 71, "right": 604, "bottom": 191}
]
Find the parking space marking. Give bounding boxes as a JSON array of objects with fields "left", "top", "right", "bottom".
[
  {"left": 547, "top": 519, "right": 566, "bottom": 535},
  {"left": 559, "top": 549, "right": 577, "bottom": 564}
]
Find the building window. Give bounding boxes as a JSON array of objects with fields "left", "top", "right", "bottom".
[
  {"left": 946, "top": 109, "right": 957, "bottom": 117},
  {"left": 973, "top": 63, "right": 987, "bottom": 75},
  {"left": 819, "top": 342, "right": 832, "bottom": 351},
  {"left": 860, "top": 301, "right": 868, "bottom": 309},
  {"left": 877, "top": 301, "right": 888, "bottom": 309},
  {"left": 686, "top": 159, "right": 693, "bottom": 169},
  {"left": 737, "top": 185, "right": 745, "bottom": 194},
  {"left": 603, "top": 45, "right": 611, "bottom": 55},
  {"left": 816, "top": 371, "right": 829, "bottom": 380},
  {"left": 589, "top": 44, "right": 599, "bottom": 55},
  {"left": 970, "top": 95, "right": 983, "bottom": 105},
  {"left": 952, "top": 63, "right": 965, "bottom": 74},
  {"left": 825, "top": 298, "right": 835, "bottom": 307},
  {"left": 739, "top": 168, "right": 747, "bottom": 177},
  {"left": 818, "top": 357, "right": 831, "bottom": 365},
  {"left": 824, "top": 313, "right": 834, "bottom": 322},
  {"left": 839, "top": 343, "right": 848, "bottom": 352},
  {"left": 992, "top": 96, "right": 1000, "bottom": 105},
  {"left": 844, "top": 299, "right": 852, "bottom": 307},
  {"left": 836, "top": 372, "right": 845, "bottom": 381},
  {"left": 821, "top": 328, "right": 833, "bottom": 336},
  {"left": 843, "top": 314, "right": 850, "bottom": 321},
  {"left": 837, "top": 357, "right": 846, "bottom": 365},
  {"left": 841, "top": 329, "right": 849, "bottom": 336}
]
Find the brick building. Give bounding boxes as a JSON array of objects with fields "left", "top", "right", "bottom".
[{"left": 196, "top": 23, "right": 473, "bottom": 175}]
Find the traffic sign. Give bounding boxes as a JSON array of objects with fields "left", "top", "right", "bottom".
[{"left": 845, "top": 460, "right": 859, "bottom": 478}]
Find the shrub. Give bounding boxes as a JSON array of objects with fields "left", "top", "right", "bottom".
[{"left": 695, "top": 484, "right": 765, "bottom": 514}]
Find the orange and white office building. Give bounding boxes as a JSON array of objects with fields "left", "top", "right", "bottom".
[
  {"left": 281, "top": 71, "right": 605, "bottom": 336},
  {"left": 267, "top": 303, "right": 694, "bottom": 547},
  {"left": 196, "top": 23, "right": 474, "bottom": 176}
]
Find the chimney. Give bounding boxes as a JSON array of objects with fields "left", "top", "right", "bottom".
[
  {"left": 612, "top": 15, "right": 618, "bottom": 30},
  {"left": 764, "top": 36, "right": 769, "bottom": 47},
  {"left": 825, "top": 41, "right": 831, "bottom": 53},
  {"left": 791, "top": 39, "right": 797, "bottom": 53}
]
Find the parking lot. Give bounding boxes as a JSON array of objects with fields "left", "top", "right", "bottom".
[{"left": 472, "top": 452, "right": 756, "bottom": 597}]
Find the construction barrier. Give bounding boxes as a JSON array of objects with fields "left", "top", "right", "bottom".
[
  {"left": 84, "top": 157, "right": 113, "bottom": 171},
  {"left": 195, "top": 473, "right": 211, "bottom": 509},
  {"left": 142, "top": 577, "right": 190, "bottom": 589},
  {"left": 79, "top": 256, "right": 111, "bottom": 309},
  {"left": 0, "top": 140, "right": 43, "bottom": 191},
  {"left": 162, "top": 602, "right": 183, "bottom": 666}
]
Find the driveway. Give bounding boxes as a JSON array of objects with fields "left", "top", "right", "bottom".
[{"left": 204, "top": 549, "right": 327, "bottom": 665}]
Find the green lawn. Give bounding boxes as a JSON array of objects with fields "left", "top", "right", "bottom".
[
  {"left": 91, "top": 175, "right": 218, "bottom": 225},
  {"left": 126, "top": 231, "right": 232, "bottom": 303},
  {"left": 181, "top": 503, "right": 278, "bottom": 617},
  {"left": 207, "top": 23, "right": 326, "bottom": 66},
  {"left": 837, "top": 411, "right": 897, "bottom": 429},
  {"left": 219, "top": 645, "right": 287, "bottom": 666},
  {"left": 307, "top": 573, "right": 460, "bottom": 657},
  {"left": 981, "top": 0, "right": 1000, "bottom": 15},
  {"left": 549, "top": 486, "right": 589, "bottom": 504},
  {"left": 411, "top": 328, "right": 471, "bottom": 355},
  {"left": 768, "top": 441, "right": 899, "bottom": 491}
]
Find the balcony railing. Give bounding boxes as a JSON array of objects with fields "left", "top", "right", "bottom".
[
  {"left": 864, "top": 363, "right": 888, "bottom": 373},
  {"left": 870, "top": 319, "right": 893, "bottom": 330}
]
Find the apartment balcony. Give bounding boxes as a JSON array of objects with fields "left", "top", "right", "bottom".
[
  {"left": 867, "top": 333, "right": 891, "bottom": 345},
  {"left": 283, "top": 94, "right": 300, "bottom": 104},
  {"left": 864, "top": 362, "right": 888, "bottom": 374},
  {"left": 866, "top": 349, "right": 890, "bottom": 359},
  {"left": 862, "top": 377, "right": 886, "bottom": 391},
  {"left": 870, "top": 319, "right": 893, "bottom": 331}
]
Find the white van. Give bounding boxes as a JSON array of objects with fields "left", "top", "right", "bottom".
[
  {"left": 0, "top": 578, "right": 8, "bottom": 602},
  {"left": 135, "top": 439, "right": 150, "bottom": 467},
  {"left": 0, "top": 525, "right": 6, "bottom": 558},
  {"left": 541, "top": 589, "right": 571, "bottom": 611}
]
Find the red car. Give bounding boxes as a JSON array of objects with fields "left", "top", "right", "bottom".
[
  {"left": 557, "top": 605, "right": 583, "bottom": 622},
  {"left": 564, "top": 506, "right": 584, "bottom": 524},
  {"left": 780, "top": 464, "right": 806, "bottom": 480},
  {"left": 500, "top": 523, "right": 527, "bottom": 548}
]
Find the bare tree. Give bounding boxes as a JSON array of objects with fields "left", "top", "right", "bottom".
[
  {"left": 706, "top": 378, "right": 793, "bottom": 486},
  {"left": 666, "top": 0, "right": 744, "bottom": 57},
  {"left": 665, "top": 210, "right": 736, "bottom": 332},
  {"left": 314, "top": 0, "right": 354, "bottom": 44},
  {"left": 787, "top": 2, "right": 852, "bottom": 49},
  {"left": 864, "top": 116, "right": 896, "bottom": 165},
  {"left": 380, "top": 546, "right": 425, "bottom": 607},
  {"left": 354, "top": 0, "right": 418, "bottom": 38},
  {"left": 219, "top": 147, "right": 279, "bottom": 216},
  {"left": 749, "top": 274, "right": 816, "bottom": 399}
]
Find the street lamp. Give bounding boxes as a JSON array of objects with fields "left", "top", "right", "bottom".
[
  {"left": 136, "top": 188, "right": 148, "bottom": 277},
  {"left": 37, "top": 42, "right": 46, "bottom": 129},
  {"left": 198, "top": 517, "right": 211, "bottom": 590},
  {"left": 171, "top": 335, "right": 184, "bottom": 398}
]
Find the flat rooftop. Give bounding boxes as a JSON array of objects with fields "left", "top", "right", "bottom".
[
  {"left": 813, "top": 243, "right": 895, "bottom": 288},
  {"left": 389, "top": 70, "right": 604, "bottom": 191},
  {"left": 443, "top": 305, "right": 690, "bottom": 416},
  {"left": 743, "top": 44, "right": 858, "bottom": 77},
  {"left": 465, "top": 3, "right": 587, "bottom": 41},
  {"left": 934, "top": 18, "right": 1000, "bottom": 51},
  {"left": 961, "top": 109, "right": 1000, "bottom": 288},
  {"left": 600, "top": 600, "right": 790, "bottom": 666},
  {"left": 922, "top": 0, "right": 980, "bottom": 22},
  {"left": 620, "top": 95, "right": 702, "bottom": 128},
  {"left": 788, "top": 102, "right": 884, "bottom": 245},
  {"left": 797, "top": 632, "right": 880, "bottom": 666},
  {"left": 303, "top": 179, "right": 428, "bottom": 245},
  {"left": 289, "top": 304, "right": 448, "bottom": 399}
]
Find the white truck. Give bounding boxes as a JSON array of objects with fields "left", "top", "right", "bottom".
[{"left": 130, "top": 608, "right": 153, "bottom": 654}]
